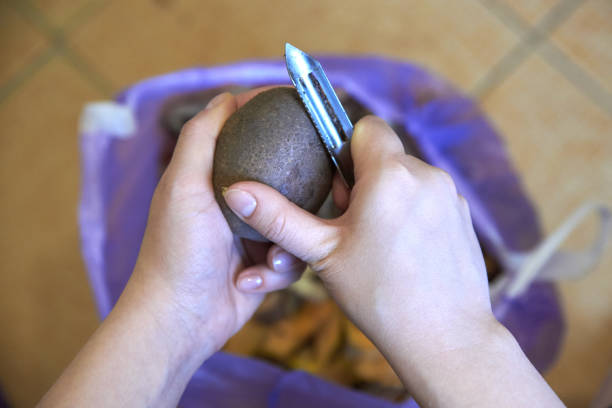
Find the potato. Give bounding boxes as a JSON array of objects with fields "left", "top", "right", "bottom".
[{"left": 213, "top": 87, "right": 333, "bottom": 241}]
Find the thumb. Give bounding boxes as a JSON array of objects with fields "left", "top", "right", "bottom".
[
  {"left": 223, "top": 181, "right": 337, "bottom": 265},
  {"left": 351, "top": 115, "right": 405, "bottom": 181}
]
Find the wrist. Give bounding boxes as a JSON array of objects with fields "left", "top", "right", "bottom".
[
  {"left": 40, "top": 271, "right": 213, "bottom": 407},
  {"left": 119, "top": 269, "right": 216, "bottom": 375},
  {"left": 378, "top": 315, "right": 532, "bottom": 406},
  {"left": 381, "top": 312, "right": 513, "bottom": 369}
]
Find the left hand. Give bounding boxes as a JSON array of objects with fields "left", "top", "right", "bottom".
[
  {"left": 132, "top": 89, "right": 305, "bottom": 358},
  {"left": 39, "top": 89, "right": 307, "bottom": 408}
]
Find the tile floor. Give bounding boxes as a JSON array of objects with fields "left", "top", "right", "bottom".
[{"left": 0, "top": 0, "right": 610, "bottom": 406}]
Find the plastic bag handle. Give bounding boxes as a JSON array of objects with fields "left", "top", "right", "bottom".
[{"left": 505, "top": 202, "right": 612, "bottom": 298}]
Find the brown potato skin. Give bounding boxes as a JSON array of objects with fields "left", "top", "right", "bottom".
[{"left": 213, "top": 87, "right": 333, "bottom": 241}]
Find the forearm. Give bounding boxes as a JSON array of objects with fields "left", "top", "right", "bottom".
[
  {"left": 380, "top": 318, "right": 564, "bottom": 408},
  {"left": 39, "top": 273, "right": 210, "bottom": 407}
]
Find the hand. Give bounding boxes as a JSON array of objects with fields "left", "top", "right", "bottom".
[
  {"left": 224, "top": 115, "right": 493, "bottom": 357},
  {"left": 40, "top": 89, "right": 309, "bottom": 408},
  {"left": 41, "top": 100, "right": 563, "bottom": 408},
  {"left": 132, "top": 90, "right": 305, "bottom": 359},
  {"left": 225, "top": 116, "right": 565, "bottom": 407}
]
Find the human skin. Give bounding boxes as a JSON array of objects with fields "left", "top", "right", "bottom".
[
  {"left": 39, "top": 90, "right": 564, "bottom": 407},
  {"left": 39, "top": 91, "right": 305, "bottom": 407},
  {"left": 223, "top": 115, "right": 565, "bottom": 407}
]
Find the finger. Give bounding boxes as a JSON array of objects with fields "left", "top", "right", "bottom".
[
  {"left": 236, "top": 264, "right": 304, "bottom": 293},
  {"left": 267, "top": 245, "right": 306, "bottom": 273},
  {"left": 222, "top": 181, "right": 337, "bottom": 265},
  {"left": 168, "top": 92, "right": 237, "bottom": 180},
  {"left": 232, "top": 290, "right": 265, "bottom": 329},
  {"left": 331, "top": 171, "right": 350, "bottom": 212},
  {"left": 351, "top": 115, "right": 405, "bottom": 181}
]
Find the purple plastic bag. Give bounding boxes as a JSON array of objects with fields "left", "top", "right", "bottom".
[{"left": 78, "top": 57, "right": 563, "bottom": 407}]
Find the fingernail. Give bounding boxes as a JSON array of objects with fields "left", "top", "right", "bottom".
[
  {"left": 238, "top": 275, "right": 263, "bottom": 291},
  {"left": 206, "top": 92, "right": 230, "bottom": 110},
  {"left": 223, "top": 189, "right": 256, "bottom": 218},
  {"left": 272, "top": 248, "right": 299, "bottom": 272}
]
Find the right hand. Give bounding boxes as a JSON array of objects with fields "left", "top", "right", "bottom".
[{"left": 223, "top": 115, "right": 497, "bottom": 363}]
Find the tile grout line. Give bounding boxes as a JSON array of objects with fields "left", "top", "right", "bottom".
[
  {"left": 473, "top": 0, "right": 582, "bottom": 97},
  {"left": 472, "top": 0, "right": 574, "bottom": 92},
  {"left": 0, "top": 0, "right": 58, "bottom": 106},
  {"left": 471, "top": 0, "right": 544, "bottom": 99},
  {"left": 0, "top": 48, "right": 58, "bottom": 107},
  {"left": 533, "top": 0, "right": 612, "bottom": 114},
  {"left": 62, "top": 0, "right": 108, "bottom": 35},
  {"left": 470, "top": 40, "right": 535, "bottom": 100},
  {"left": 474, "top": 0, "right": 612, "bottom": 116},
  {"left": 4, "top": 0, "right": 608, "bottom": 113},
  {"left": 62, "top": 48, "right": 115, "bottom": 96},
  {"left": 7, "top": 0, "right": 58, "bottom": 39},
  {"left": 538, "top": 42, "right": 612, "bottom": 115},
  {"left": 536, "top": 0, "right": 584, "bottom": 34},
  {"left": 476, "top": 0, "right": 531, "bottom": 35},
  {"left": 536, "top": 1, "right": 612, "bottom": 115},
  {"left": 19, "top": 0, "right": 115, "bottom": 96},
  {"left": 0, "top": 0, "right": 114, "bottom": 105}
]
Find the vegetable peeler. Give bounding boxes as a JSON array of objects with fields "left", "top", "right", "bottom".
[{"left": 285, "top": 43, "right": 355, "bottom": 187}]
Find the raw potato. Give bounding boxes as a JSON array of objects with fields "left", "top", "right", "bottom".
[{"left": 213, "top": 87, "right": 333, "bottom": 241}]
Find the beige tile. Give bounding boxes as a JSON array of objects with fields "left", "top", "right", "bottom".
[
  {"left": 552, "top": 0, "right": 612, "bottom": 94},
  {"left": 493, "top": 0, "right": 560, "bottom": 24},
  {"left": 0, "top": 58, "right": 101, "bottom": 407},
  {"left": 481, "top": 55, "right": 612, "bottom": 407},
  {"left": 30, "top": 0, "right": 93, "bottom": 26},
  {"left": 68, "top": 0, "right": 517, "bottom": 92},
  {"left": 0, "top": 2, "right": 48, "bottom": 86}
]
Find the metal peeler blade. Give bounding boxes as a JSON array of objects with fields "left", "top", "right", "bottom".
[{"left": 284, "top": 43, "right": 355, "bottom": 187}]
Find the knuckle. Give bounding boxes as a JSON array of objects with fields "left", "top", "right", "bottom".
[
  {"left": 302, "top": 227, "right": 340, "bottom": 272},
  {"left": 376, "top": 156, "right": 409, "bottom": 182},
  {"left": 458, "top": 194, "right": 471, "bottom": 214},
  {"left": 262, "top": 212, "right": 289, "bottom": 242},
  {"left": 180, "top": 115, "right": 201, "bottom": 137},
  {"left": 310, "top": 248, "right": 337, "bottom": 276},
  {"left": 430, "top": 168, "right": 457, "bottom": 193},
  {"left": 379, "top": 159, "right": 416, "bottom": 191},
  {"left": 384, "top": 156, "right": 408, "bottom": 175},
  {"left": 433, "top": 167, "right": 453, "bottom": 185},
  {"left": 179, "top": 111, "right": 213, "bottom": 142}
]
